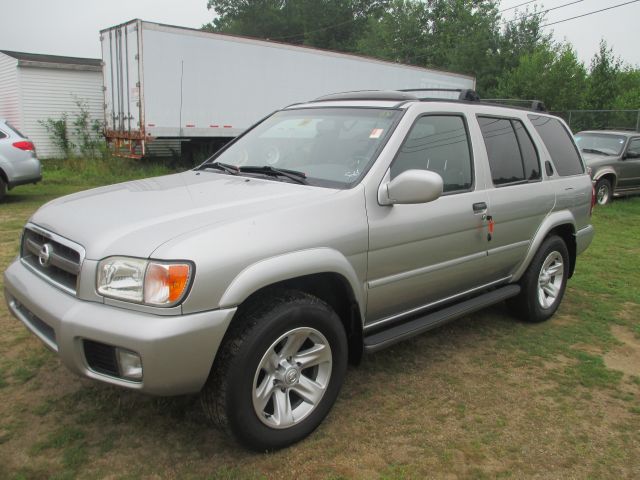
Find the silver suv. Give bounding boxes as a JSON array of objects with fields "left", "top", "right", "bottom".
[
  {"left": 575, "top": 130, "right": 640, "bottom": 205},
  {"left": 0, "top": 119, "right": 42, "bottom": 199},
  {"left": 4, "top": 90, "right": 594, "bottom": 450}
]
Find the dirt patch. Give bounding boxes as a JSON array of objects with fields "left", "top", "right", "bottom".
[{"left": 604, "top": 325, "right": 640, "bottom": 378}]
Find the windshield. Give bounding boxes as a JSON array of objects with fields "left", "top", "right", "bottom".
[
  {"left": 204, "top": 107, "right": 402, "bottom": 188},
  {"left": 574, "top": 133, "right": 627, "bottom": 156}
]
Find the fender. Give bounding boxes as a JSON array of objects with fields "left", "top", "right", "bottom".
[
  {"left": 592, "top": 166, "right": 617, "bottom": 185},
  {"left": 219, "top": 247, "right": 366, "bottom": 320},
  {"left": 511, "top": 210, "right": 576, "bottom": 282}
]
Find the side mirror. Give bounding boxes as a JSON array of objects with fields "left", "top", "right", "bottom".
[{"left": 378, "top": 169, "right": 443, "bottom": 206}]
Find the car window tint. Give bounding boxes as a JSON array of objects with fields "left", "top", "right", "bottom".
[
  {"left": 390, "top": 115, "right": 472, "bottom": 193},
  {"left": 513, "top": 120, "right": 541, "bottom": 180},
  {"left": 528, "top": 115, "right": 584, "bottom": 176},
  {"left": 478, "top": 117, "right": 525, "bottom": 185},
  {"left": 628, "top": 138, "right": 640, "bottom": 155}
]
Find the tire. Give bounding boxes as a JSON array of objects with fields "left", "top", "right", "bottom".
[
  {"left": 0, "top": 177, "right": 6, "bottom": 201},
  {"left": 201, "top": 290, "right": 348, "bottom": 451},
  {"left": 508, "top": 235, "right": 569, "bottom": 323},
  {"left": 595, "top": 178, "right": 612, "bottom": 205}
]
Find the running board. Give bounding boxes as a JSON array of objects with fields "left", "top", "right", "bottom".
[{"left": 363, "top": 285, "right": 521, "bottom": 353}]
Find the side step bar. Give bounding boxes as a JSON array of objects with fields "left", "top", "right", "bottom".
[{"left": 363, "top": 285, "right": 521, "bottom": 353}]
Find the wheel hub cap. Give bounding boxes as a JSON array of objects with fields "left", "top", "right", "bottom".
[
  {"left": 283, "top": 367, "right": 300, "bottom": 386},
  {"left": 537, "top": 251, "right": 564, "bottom": 309},
  {"left": 252, "top": 327, "right": 333, "bottom": 429}
]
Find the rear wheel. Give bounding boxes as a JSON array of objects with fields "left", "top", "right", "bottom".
[
  {"left": 508, "top": 235, "right": 569, "bottom": 323},
  {"left": 0, "top": 177, "right": 6, "bottom": 201},
  {"left": 201, "top": 290, "right": 347, "bottom": 451},
  {"left": 595, "top": 178, "right": 612, "bottom": 205}
]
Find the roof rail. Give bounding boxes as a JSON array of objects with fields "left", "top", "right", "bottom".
[
  {"left": 483, "top": 98, "right": 547, "bottom": 112},
  {"left": 398, "top": 88, "right": 481, "bottom": 102},
  {"left": 313, "top": 90, "right": 418, "bottom": 102}
]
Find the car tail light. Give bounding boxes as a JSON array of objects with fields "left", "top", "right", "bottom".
[
  {"left": 590, "top": 184, "right": 596, "bottom": 216},
  {"left": 12, "top": 141, "right": 35, "bottom": 151}
]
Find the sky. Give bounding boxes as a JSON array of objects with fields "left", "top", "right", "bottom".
[{"left": 0, "top": 0, "right": 638, "bottom": 68}]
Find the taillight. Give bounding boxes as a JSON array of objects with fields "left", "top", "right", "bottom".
[
  {"left": 12, "top": 141, "right": 35, "bottom": 151},
  {"left": 590, "top": 184, "right": 596, "bottom": 216}
]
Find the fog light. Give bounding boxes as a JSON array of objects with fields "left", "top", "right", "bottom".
[{"left": 116, "top": 348, "right": 143, "bottom": 381}]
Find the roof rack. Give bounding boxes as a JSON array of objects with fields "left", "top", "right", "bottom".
[
  {"left": 398, "top": 88, "right": 481, "bottom": 102},
  {"left": 483, "top": 98, "right": 547, "bottom": 112},
  {"left": 312, "top": 89, "right": 548, "bottom": 113},
  {"left": 313, "top": 90, "right": 418, "bottom": 102}
]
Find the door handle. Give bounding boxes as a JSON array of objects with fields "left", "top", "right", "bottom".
[{"left": 472, "top": 202, "right": 487, "bottom": 213}]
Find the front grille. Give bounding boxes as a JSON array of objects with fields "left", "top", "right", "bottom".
[
  {"left": 20, "top": 225, "right": 84, "bottom": 295},
  {"left": 84, "top": 340, "right": 120, "bottom": 377}
]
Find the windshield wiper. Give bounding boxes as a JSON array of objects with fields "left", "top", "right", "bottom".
[
  {"left": 239, "top": 165, "right": 308, "bottom": 184},
  {"left": 582, "top": 148, "right": 612, "bottom": 156},
  {"left": 198, "top": 162, "right": 240, "bottom": 174}
]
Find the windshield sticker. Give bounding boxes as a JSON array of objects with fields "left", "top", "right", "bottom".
[{"left": 370, "top": 128, "right": 384, "bottom": 139}]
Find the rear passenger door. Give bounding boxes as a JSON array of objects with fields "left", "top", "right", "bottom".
[{"left": 477, "top": 116, "right": 554, "bottom": 279}]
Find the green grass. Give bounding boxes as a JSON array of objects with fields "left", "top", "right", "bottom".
[{"left": 0, "top": 164, "right": 639, "bottom": 479}]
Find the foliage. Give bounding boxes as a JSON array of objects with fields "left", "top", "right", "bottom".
[
  {"left": 203, "top": 0, "right": 640, "bottom": 119},
  {"left": 587, "top": 40, "right": 623, "bottom": 110},
  {"left": 71, "top": 99, "right": 105, "bottom": 159},
  {"left": 39, "top": 114, "right": 73, "bottom": 157},
  {"left": 495, "top": 43, "right": 587, "bottom": 111},
  {"left": 40, "top": 99, "right": 106, "bottom": 160}
]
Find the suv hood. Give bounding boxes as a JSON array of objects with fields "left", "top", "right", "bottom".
[{"left": 30, "top": 171, "right": 335, "bottom": 259}]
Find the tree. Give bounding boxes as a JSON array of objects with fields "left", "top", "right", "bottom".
[
  {"left": 495, "top": 43, "right": 587, "bottom": 111},
  {"left": 586, "top": 40, "right": 622, "bottom": 110},
  {"left": 204, "top": 0, "right": 389, "bottom": 52}
]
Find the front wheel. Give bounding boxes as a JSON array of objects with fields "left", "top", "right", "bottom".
[
  {"left": 508, "top": 235, "right": 569, "bottom": 323},
  {"left": 201, "top": 290, "right": 347, "bottom": 451}
]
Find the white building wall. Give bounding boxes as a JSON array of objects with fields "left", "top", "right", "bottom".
[
  {"left": 18, "top": 66, "right": 103, "bottom": 158},
  {"left": 0, "top": 53, "right": 21, "bottom": 128}
]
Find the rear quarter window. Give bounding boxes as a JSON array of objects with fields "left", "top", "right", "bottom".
[{"left": 528, "top": 115, "right": 584, "bottom": 176}]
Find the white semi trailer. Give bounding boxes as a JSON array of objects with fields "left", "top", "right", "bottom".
[{"left": 100, "top": 19, "right": 475, "bottom": 159}]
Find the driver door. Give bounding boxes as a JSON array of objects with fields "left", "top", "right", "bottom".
[{"left": 365, "top": 112, "right": 492, "bottom": 323}]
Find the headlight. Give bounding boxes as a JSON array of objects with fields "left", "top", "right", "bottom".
[{"left": 97, "top": 256, "right": 192, "bottom": 307}]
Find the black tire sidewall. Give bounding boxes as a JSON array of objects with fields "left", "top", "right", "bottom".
[
  {"left": 225, "top": 298, "right": 347, "bottom": 451},
  {"left": 522, "top": 236, "right": 569, "bottom": 322}
]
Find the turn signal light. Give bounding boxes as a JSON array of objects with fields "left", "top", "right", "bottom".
[{"left": 144, "top": 263, "right": 191, "bottom": 305}]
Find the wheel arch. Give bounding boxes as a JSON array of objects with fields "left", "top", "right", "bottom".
[
  {"left": 593, "top": 168, "right": 617, "bottom": 188},
  {"left": 512, "top": 211, "right": 577, "bottom": 282},
  {"left": 219, "top": 248, "right": 366, "bottom": 364}
]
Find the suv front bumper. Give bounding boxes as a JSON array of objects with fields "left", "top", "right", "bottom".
[{"left": 4, "top": 259, "right": 236, "bottom": 395}]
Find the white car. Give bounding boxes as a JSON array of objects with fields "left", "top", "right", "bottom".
[{"left": 0, "top": 119, "right": 42, "bottom": 199}]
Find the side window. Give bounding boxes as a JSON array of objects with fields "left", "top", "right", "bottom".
[
  {"left": 390, "top": 115, "right": 473, "bottom": 193},
  {"left": 627, "top": 138, "right": 640, "bottom": 157},
  {"left": 479, "top": 117, "right": 541, "bottom": 185},
  {"left": 528, "top": 115, "right": 584, "bottom": 176},
  {"left": 0, "top": 130, "right": 6, "bottom": 140},
  {"left": 513, "top": 120, "right": 541, "bottom": 180}
]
